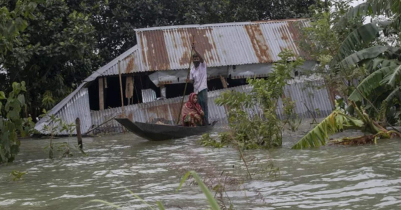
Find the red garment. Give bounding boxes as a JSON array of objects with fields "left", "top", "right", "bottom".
[{"left": 181, "top": 93, "right": 204, "bottom": 126}]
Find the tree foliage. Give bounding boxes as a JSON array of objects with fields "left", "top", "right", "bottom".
[
  {"left": 0, "top": 0, "right": 37, "bottom": 55},
  {"left": 216, "top": 50, "right": 304, "bottom": 149},
  {"left": 0, "top": 82, "right": 34, "bottom": 163},
  {"left": 0, "top": 0, "right": 98, "bottom": 120},
  {"left": 294, "top": 0, "right": 401, "bottom": 149}
]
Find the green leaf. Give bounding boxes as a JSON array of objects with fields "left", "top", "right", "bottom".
[
  {"left": 0, "top": 91, "right": 5, "bottom": 100},
  {"left": 21, "top": 81, "right": 26, "bottom": 92},
  {"left": 12, "top": 82, "right": 21, "bottom": 95},
  {"left": 17, "top": 94, "right": 25, "bottom": 106},
  {"left": 383, "top": 86, "right": 401, "bottom": 105},
  {"left": 292, "top": 111, "right": 364, "bottom": 149},
  {"left": 342, "top": 2, "right": 370, "bottom": 21},
  {"left": 366, "top": 58, "right": 400, "bottom": 71},
  {"left": 339, "top": 46, "right": 389, "bottom": 69},
  {"left": 125, "top": 188, "right": 155, "bottom": 210},
  {"left": 348, "top": 66, "right": 396, "bottom": 102},
  {"left": 177, "top": 171, "right": 220, "bottom": 210},
  {"left": 2, "top": 131, "right": 10, "bottom": 152},
  {"left": 381, "top": 65, "right": 401, "bottom": 87},
  {"left": 157, "top": 201, "right": 165, "bottom": 210},
  {"left": 337, "top": 23, "right": 380, "bottom": 60},
  {"left": 8, "top": 110, "right": 19, "bottom": 121}
]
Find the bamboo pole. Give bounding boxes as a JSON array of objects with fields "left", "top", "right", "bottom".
[
  {"left": 76, "top": 118, "right": 83, "bottom": 149},
  {"left": 176, "top": 36, "right": 195, "bottom": 125},
  {"left": 98, "top": 77, "right": 104, "bottom": 110},
  {"left": 118, "top": 60, "right": 125, "bottom": 117},
  {"left": 83, "top": 115, "right": 116, "bottom": 135}
]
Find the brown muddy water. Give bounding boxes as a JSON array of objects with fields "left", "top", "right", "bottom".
[{"left": 1, "top": 126, "right": 401, "bottom": 209}]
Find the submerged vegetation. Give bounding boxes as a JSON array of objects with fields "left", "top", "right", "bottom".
[
  {"left": 0, "top": 82, "right": 34, "bottom": 164},
  {"left": 214, "top": 50, "right": 304, "bottom": 149},
  {"left": 292, "top": 0, "right": 401, "bottom": 148}
]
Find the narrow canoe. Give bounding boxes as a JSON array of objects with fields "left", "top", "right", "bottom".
[{"left": 115, "top": 118, "right": 217, "bottom": 141}]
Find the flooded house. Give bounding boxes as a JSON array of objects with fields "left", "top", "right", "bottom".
[{"left": 34, "top": 18, "right": 335, "bottom": 135}]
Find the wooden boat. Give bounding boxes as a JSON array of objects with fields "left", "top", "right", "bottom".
[{"left": 115, "top": 118, "right": 217, "bottom": 141}]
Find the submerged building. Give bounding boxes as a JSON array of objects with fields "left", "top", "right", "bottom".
[{"left": 35, "top": 19, "right": 335, "bottom": 135}]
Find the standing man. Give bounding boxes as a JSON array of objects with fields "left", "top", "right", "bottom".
[{"left": 189, "top": 44, "right": 208, "bottom": 125}]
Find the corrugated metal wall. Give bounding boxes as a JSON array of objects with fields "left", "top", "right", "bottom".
[
  {"left": 35, "top": 88, "right": 92, "bottom": 135},
  {"left": 90, "top": 78, "right": 334, "bottom": 134}
]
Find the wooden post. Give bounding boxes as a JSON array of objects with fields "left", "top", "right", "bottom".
[
  {"left": 104, "top": 77, "right": 108, "bottom": 88},
  {"left": 98, "top": 77, "right": 104, "bottom": 110},
  {"left": 219, "top": 75, "right": 230, "bottom": 115},
  {"left": 125, "top": 76, "right": 134, "bottom": 105},
  {"left": 76, "top": 118, "right": 83, "bottom": 149},
  {"left": 219, "top": 75, "right": 228, "bottom": 89},
  {"left": 118, "top": 60, "right": 125, "bottom": 117}
]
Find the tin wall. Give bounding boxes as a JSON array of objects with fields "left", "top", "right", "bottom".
[
  {"left": 90, "top": 77, "right": 333, "bottom": 134},
  {"left": 35, "top": 88, "right": 92, "bottom": 135}
]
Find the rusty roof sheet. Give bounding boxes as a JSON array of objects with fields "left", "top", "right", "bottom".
[
  {"left": 84, "top": 45, "right": 143, "bottom": 81},
  {"left": 135, "top": 19, "right": 309, "bottom": 71}
]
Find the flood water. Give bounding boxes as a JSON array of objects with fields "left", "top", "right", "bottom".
[{"left": 1, "top": 128, "right": 401, "bottom": 209}]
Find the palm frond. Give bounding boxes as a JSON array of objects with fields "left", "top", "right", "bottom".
[
  {"left": 345, "top": 2, "right": 370, "bottom": 19},
  {"left": 336, "top": 0, "right": 401, "bottom": 31},
  {"left": 334, "top": 3, "right": 369, "bottom": 28},
  {"left": 366, "top": 58, "right": 400, "bottom": 71},
  {"left": 367, "top": 0, "right": 400, "bottom": 17},
  {"left": 339, "top": 45, "right": 389, "bottom": 69},
  {"left": 344, "top": 0, "right": 400, "bottom": 18},
  {"left": 291, "top": 112, "right": 364, "bottom": 149},
  {"left": 383, "top": 86, "right": 401, "bottom": 104},
  {"left": 348, "top": 66, "right": 397, "bottom": 102},
  {"left": 380, "top": 65, "right": 401, "bottom": 87},
  {"left": 337, "top": 23, "right": 380, "bottom": 60}
]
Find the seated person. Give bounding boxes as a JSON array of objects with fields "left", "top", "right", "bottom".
[{"left": 181, "top": 93, "right": 204, "bottom": 127}]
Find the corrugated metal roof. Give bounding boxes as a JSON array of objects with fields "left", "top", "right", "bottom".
[
  {"left": 136, "top": 19, "right": 309, "bottom": 71},
  {"left": 85, "top": 45, "right": 143, "bottom": 81},
  {"left": 34, "top": 46, "right": 142, "bottom": 133}
]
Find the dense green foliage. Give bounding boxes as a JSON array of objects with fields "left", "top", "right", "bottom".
[
  {"left": 0, "top": 0, "right": 37, "bottom": 55},
  {"left": 1, "top": 0, "right": 98, "bottom": 120},
  {"left": 294, "top": 0, "right": 401, "bottom": 149},
  {"left": 215, "top": 50, "right": 304, "bottom": 149},
  {"left": 0, "top": 82, "right": 34, "bottom": 163}
]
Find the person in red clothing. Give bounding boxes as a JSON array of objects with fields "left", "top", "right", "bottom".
[{"left": 181, "top": 93, "right": 204, "bottom": 127}]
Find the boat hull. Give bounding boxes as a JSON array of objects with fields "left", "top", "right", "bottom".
[{"left": 115, "top": 118, "right": 216, "bottom": 141}]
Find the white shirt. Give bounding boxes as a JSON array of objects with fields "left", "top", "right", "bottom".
[{"left": 190, "top": 62, "right": 208, "bottom": 93}]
